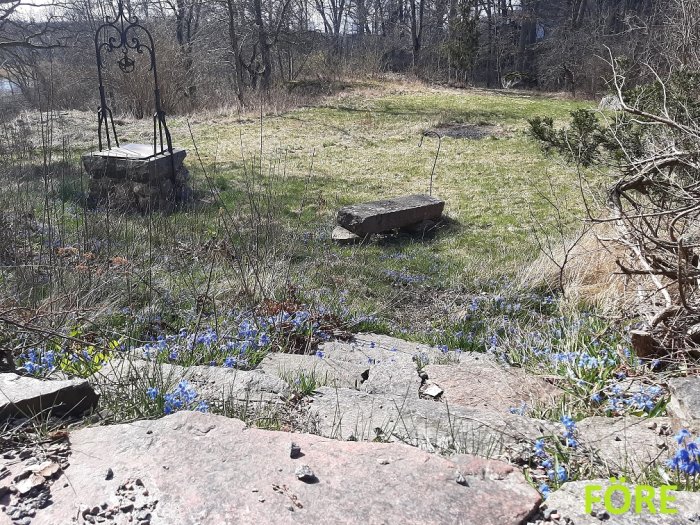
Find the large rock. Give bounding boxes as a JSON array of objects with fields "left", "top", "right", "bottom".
[
  {"left": 0, "top": 373, "right": 98, "bottom": 419},
  {"left": 422, "top": 357, "right": 561, "bottom": 413},
  {"left": 544, "top": 480, "right": 700, "bottom": 525},
  {"left": 94, "top": 359, "right": 290, "bottom": 404},
  {"left": 667, "top": 376, "right": 700, "bottom": 432},
  {"left": 337, "top": 194, "right": 445, "bottom": 235},
  {"left": 24, "top": 411, "right": 542, "bottom": 525},
  {"left": 323, "top": 333, "right": 447, "bottom": 366},
  {"left": 317, "top": 335, "right": 431, "bottom": 396},
  {"left": 577, "top": 416, "right": 674, "bottom": 475},
  {"left": 305, "top": 386, "right": 556, "bottom": 459}
]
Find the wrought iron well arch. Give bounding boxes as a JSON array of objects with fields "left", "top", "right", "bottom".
[{"left": 93, "top": 0, "right": 173, "bottom": 158}]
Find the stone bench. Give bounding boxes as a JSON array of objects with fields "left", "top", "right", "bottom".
[{"left": 336, "top": 194, "right": 445, "bottom": 235}]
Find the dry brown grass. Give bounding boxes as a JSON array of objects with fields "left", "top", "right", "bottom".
[{"left": 522, "top": 222, "right": 634, "bottom": 312}]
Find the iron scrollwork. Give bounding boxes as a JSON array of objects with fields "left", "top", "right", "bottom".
[{"left": 94, "top": 0, "right": 173, "bottom": 158}]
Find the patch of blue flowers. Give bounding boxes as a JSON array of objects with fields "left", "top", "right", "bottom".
[
  {"left": 666, "top": 429, "right": 700, "bottom": 488},
  {"left": 17, "top": 344, "right": 110, "bottom": 378},
  {"left": 422, "top": 290, "right": 558, "bottom": 355},
  {"left": 533, "top": 416, "right": 579, "bottom": 497},
  {"left": 146, "top": 380, "right": 209, "bottom": 415},
  {"left": 133, "top": 308, "right": 337, "bottom": 369},
  {"left": 594, "top": 382, "right": 664, "bottom": 416},
  {"left": 383, "top": 269, "right": 427, "bottom": 285},
  {"left": 17, "top": 348, "right": 57, "bottom": 375},
  {"left": 423, "top": 289, "right": 667, "bottom": 419}
]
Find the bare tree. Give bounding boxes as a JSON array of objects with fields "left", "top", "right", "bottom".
[
  {"left": 0, "top": 1, "right": 65, "bottom": 50},
  {"left": 408, "top": 0, "right": 424, "bottom": 67}
]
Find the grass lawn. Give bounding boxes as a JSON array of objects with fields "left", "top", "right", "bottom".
[
  {"left": 177, "top": 82, "right": 590, "bottom": 269},
  {"left": 1, "top": 80, "right": 592, "bottom": 333}
]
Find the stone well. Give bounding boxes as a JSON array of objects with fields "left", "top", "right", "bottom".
[{"left": 82, "top": 143, "right": 190, "bottom": 212}]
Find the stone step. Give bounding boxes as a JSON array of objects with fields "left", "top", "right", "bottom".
[
  {"left": 304, "top": 386, "right": 557, "bottom": 460},
  {"left": 257, "top": 352, "right": 369, "bottom": 390},
  {"left": 422, "top": 362, "right": 562, "bottom": 413},
  {"left": 0, "top": 373, "right": 98, "bottom": 419},
  {"left": 337, "top": 194, "right": 445, "bottom": 235},
  {"left": 316, "top": 334, "right": 433, "bottom": 396},
  {"left": 22, "top": 411, "right": 542, "bottom": 525}
]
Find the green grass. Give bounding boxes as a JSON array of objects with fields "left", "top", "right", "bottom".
[
  {"left": 174, "top": 85, "right": 589, "bottom": 269},
  {"left": 1, "top": 80, "right": 594, "bottom": 335},
  {"left": 176, "top": 84, "right": 590, "bottom": 326}
]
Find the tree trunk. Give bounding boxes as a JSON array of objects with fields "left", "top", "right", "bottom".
[
  {"left": 225, "top": 0, "right": 246, "bottom": 103},
  {"left": 254, "top": 0, "right": 273, "bottom": 91},
  {"left": 409, "top": 0, "right": 424, "bottom": 68},
  {"left": 517, "top": 0, "right": 537, "bottom": 78}
]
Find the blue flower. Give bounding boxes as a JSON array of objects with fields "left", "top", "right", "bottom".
[
  {"left": 547, "top": 466, "right": 567, "bottom": 482},
  {"left": 42, "top": 350, "right": 57, "bottom": 370},
  {"left": 685, "top": 461, "right": 700, "bottom": 475},
  {"left": 675, "top": 429, "right": 691, "bottom": 445},
  {"left": 560, "top": 415, "right": 578, "bottom": 449},
  {"left": 678, "top": 449, "right": 691, "bottom": 463},
  {"left": 509, "top": 402, "right": 527, "bottom": 416},
  {"left": 146, "top": 387, "right": 159, "bottom": 400},
  {"left": 162, "top": 380, "right": 200, "bottom": 415},
  {"left": 561, "top": 415, "right": 575, "bottom": 430},
  {"left": 534, "top": 439, "right": 546, "bottom": 457}
]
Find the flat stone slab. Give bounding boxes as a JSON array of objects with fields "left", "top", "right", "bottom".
[
  {"left": 321, "top": 333, "right": 459, "bottom": 369},
  {"left": 21, "top": 411, "right": 542, "bottom": 525},
  {"left": 667, "top": 376, "right": 700, "bottom": 432},
  {"left": 93, "top": 359, "right": 290, "bottom": 405},
  {"left": 305, "top": 386, "right": 556, "bottom": 459},
  {"left": 577, "top": 416, "right": 674, "bottom": 475},
  {"left": 88, "top": 143, "right": 172, "bottom": 159},
  {"left": 319, "top": 334, "right": 556, "bottom": 402},
  {"left": 337, "top": 194, "right": 445, "bottom": 235},
  {"left": 317, "top": 335, "right": 429, "bottom": 396},
  {"left": 544, "top": 480, "right": 700, "bottom": 525},
  {"left": 82, "top": 146, "right": 186, "bottom": 182},
  {"left": 422, "top": 362, "right": 562, "bottom": 413},
  {"left": 0, "top": 373, "right": 98, "bottom": 419}
]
